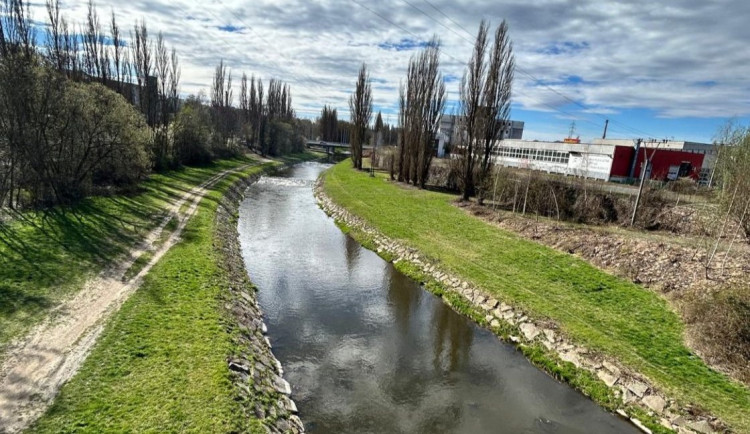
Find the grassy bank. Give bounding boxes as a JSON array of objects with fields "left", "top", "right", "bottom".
[
  {"left": 28, "top": 161, "right": 269, "bottom": 432},
  {"left": 30, "top": 152, "right": 320, "bottom": 432},
  {"left": 0, "top": 156, "right": 257, "bottom": 358},
  {"left": 322, "top": 161, "right": 750, "bottom": 432}
]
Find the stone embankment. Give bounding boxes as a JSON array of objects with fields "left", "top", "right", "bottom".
[
  {"left": 314, "top": 179, "right": 723, "bottom": 434},
  {"left": 215, "top": 170, "right": 304, "bottom": 434}
]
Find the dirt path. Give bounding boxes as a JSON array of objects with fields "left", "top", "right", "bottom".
[{"left": 0, "top": 164, "right": 251, "bottom": 433}]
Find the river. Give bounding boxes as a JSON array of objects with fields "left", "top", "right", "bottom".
[{"left": 237, "top": 162, "right": 638, "bottom": 434}]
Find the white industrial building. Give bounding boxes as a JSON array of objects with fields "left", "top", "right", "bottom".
[
  {"left": 486, "top": 138, "right": 717, "bottom": 183},
  {"left": 494, "top": 140, "right": 616, "bottom": 180}
]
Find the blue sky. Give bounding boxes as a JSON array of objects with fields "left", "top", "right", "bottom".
[{"left": 26, "top": 0, "right": 750, "bottom": 143}]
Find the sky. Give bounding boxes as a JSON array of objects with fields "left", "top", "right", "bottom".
[{"left": 26, "top": 0, "right": 750, "bottom": 143}]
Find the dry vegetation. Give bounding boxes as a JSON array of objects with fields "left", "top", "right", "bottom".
[{"left": 461, "top": 196, "right": 750, "bottom": 384}]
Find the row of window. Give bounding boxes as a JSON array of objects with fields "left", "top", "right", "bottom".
[{"left": 495, "top": 147, "right": 571, "bottom": 164}]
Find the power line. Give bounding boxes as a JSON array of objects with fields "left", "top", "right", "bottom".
[
  {"left": 402, "top": 0, "right": 661, "bottom": 139},
  {"left": 422, "top": 0, "right": 476, "bottom": 40},
  {"left": 353, "top": 0, "right": 604, "bottom": 132},
  {"left": 400, "top": 0, "right": 475, "bottom": 46}
]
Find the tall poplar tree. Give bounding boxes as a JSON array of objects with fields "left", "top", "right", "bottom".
[{"left": 348, "top": 63, "right": 372, "bottom": 170}]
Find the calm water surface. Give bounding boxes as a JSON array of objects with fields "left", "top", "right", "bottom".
[{"left": 237, "top": 162, "right": 638, "bottom": 434}]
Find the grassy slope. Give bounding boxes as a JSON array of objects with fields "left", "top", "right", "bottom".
[
  {"left": 0, "top": 157, "right": 257, "bottom": 356},
  {"left": 30, "top": 161, "right": 274, "bottom": 433},
  {"left": 323, "top": 161, "right": 750, "bottom": 432},
  {"left": 30, "top": 151, "right": 322, "bottom": 432}
]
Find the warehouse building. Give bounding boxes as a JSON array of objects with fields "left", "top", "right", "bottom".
[{"left": 490, "top": 138, "right": 717, "bottom": 184}]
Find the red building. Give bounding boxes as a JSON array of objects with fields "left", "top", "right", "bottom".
[{"left": 610, "top": 146, "right": 705, "bottom": 181}]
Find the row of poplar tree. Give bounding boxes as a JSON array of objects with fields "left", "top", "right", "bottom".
[{"left": 339, "top": 20, "right": 515, "bottom": 198}]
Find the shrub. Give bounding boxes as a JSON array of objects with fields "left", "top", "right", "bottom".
[
  {"left": 684, "top": 285, "right": 750, "bottom": 382},
  {"left": 173, "top": 97, "right": 214, "bottom": 166}
]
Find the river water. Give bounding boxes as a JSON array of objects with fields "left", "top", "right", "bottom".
[{"left": 237, "top": 162, "right": 638, "bottom": 434}]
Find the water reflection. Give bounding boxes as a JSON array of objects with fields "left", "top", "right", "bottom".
[
  {"left": 237, "top": 162, "right": 638, "bottom": 434},
  {"left": 432, "top": 302, "right": 473, "bottom": 374}
]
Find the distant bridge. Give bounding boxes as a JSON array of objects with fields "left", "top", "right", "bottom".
[{"left": 306, "top": 141, "right": 372, "bottom": 155}]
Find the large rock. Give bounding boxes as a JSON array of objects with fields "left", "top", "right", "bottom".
[
  {"left": 559, "top": 351, "right": 581, "bottom": 368},
  {"left": 282, "top": 397, "right": 298, "bottom": 414},
  {"left": 596, "top": 370, "right": 619, "bottom": 387},
  {"left": 687, "top": 420, "right": 714, "bottom": 434},
  {"left": 642, "top": 395, "right": 666, "bottom": 413},
  {"left": 520, "top": 323, "right": 540, "bottom": 340},
  {"left": 228, "top": 361, "right": 251, "bottom": 374},
  {"left": 272, "top": 374, "right": 292, "bottom": 395},
  {"left": 602, "top": 360, "right": 620, "bottom": 376},
  {"left": 542, "top": 329, "right": 556, "bottom": 343},
  {"left": 626, "top": 380, "right": 648, "bottom": 398}
]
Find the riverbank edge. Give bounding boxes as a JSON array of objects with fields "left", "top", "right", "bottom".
[
  {"left": 215, "top": 157, "right": 324, "bottom": 433},
  {"left": 314, "top": 175, "right": 722, "bottom": 434}
]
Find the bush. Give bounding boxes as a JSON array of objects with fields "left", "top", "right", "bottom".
[
  {"left": 266, "top": 120, "right": 304, "bottom": 156},
  {"left": 81, "top": 83, "right": 152, "bottom": 189},
  {"left": 174, "top": 97, "right": 214, "bottom": 166},
  {"left": 37, "top": 79, "right": 151, "bottom": 202},
  {"left": 684, "top": 285, "right": 750, "bottom": 382},
  {"left": 668, "top": 177, "right": 700, "bottom": 194},
  {"left": 447, "top": 166, "right": 678, "bottom": 230}
]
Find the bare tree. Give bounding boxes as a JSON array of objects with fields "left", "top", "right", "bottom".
[
  {"left": 255, "top": 77, "right": 264, "bottom": 151},
  {"left": 0, "top": 0, "right": 37, "bottom": 208},
  {"left": 110, "top": 10, "right": 121, "bottom": 90},
  {"left": 240, "top": 72, "right": 248, "bottom": 121},
  {"left": 45, "top": 0, "right": 63, "bottom": 72},
  {"left": 155, "top": 32, "right": 169, "bottom": 124},
  {"left": 397, "top": 36, "right": 445, "bottom": 187},
  {"left": 168, "top": 47, "right": 179, "bottom": 114},
  {"left": 456, "top": 22, "right": 488, "bottom": 199},
  {"left": 132, "top": 20, "right": 154, "bottom": 125},
  {"left": 210, "top": 59, "right": 237, "bottom": 155},
  {"left": 477, "top": 20, "right": 514, "bottom": 204},
  {"left": 348, "top": 63, "right": 372, "bottom": 170},
  {"left": 83, "top": 0, "right": 107, "bottom": 82},
  {"left": 457, "top": 20, "right": 515, "bottom": 201}
]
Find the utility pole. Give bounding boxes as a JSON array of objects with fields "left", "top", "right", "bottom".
[
  {"left": 602, "top": 119, "right": 609, "bottom": 139},
  {"left": 707, "top": 142, "right": 723, "bottom": 188},
  {"left": 630, "top": 139, "right": 660, "bottom": 226}
]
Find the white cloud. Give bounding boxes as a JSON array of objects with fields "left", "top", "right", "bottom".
[{"left": 28, "top": 0, "right": 750, "bottom": 125}]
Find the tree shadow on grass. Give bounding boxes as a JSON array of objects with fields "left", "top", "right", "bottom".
[
  {"left": 0, "top": 161, "right": 252, "bottom": 330},
  {"left": 0, "top": 195, "right": 166, "bottom": 294},
  {"left": 0, "top": 284, "right": 52, "bottom": 317}
]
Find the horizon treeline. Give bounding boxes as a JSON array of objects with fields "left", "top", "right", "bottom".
[{"left": 0, "top": 0, "right": 305, "bottom": 209}]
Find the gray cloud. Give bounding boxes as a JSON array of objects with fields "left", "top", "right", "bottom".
[{"left": 30, "top": 0, "right": 750, "bottom": 122}]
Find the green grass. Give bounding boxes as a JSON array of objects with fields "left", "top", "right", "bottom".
[
  {"left": 30, "top": 161, "right": 277, "bottom": 433},
  {"left": 121, "top": 216, "right": 178, "bottom": 282},
  {"left": 29, "top": 151, "right": 322, "bottom": 432},
  {"left": 322, "top": 161, "right": 750, "bottom": 432},
  {"left": 0, "top": 157, "right": 256, "bottom": 359}
]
